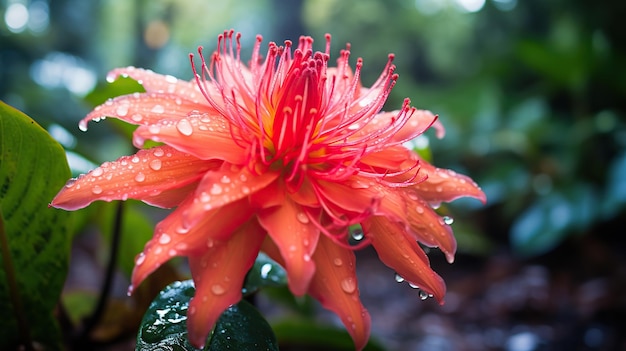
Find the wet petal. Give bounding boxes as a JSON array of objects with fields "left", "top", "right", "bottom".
[
  {"left": 359, "top": 145, "right": 412, "bottom": 171},
  {"left": 107, "top": 67, "right": 203, "bottom": 99},
  {"left": 186, "top": 220, "right": 265, "bottom": 348},
  {"left": 308, "top": 235, "right": 371, "bottom": 351},
  {"left": 130, "top": 196, "right": 254, "bottom": 290},
  {"left": 184, "top": 164, "right": 280, "bottom": 227},
  {"left": 413, "top": 159, "right": 487, "bottom": 205},
  {"left": 363, "top": 216, "right": 447, "bottom": 302},
  {"left": 132, "top": 112, "right": 247, "bottom": 164},
  {"left": 402, "top": 192, "right": 457, "bottom": 263},
  {"left": 51, "top": 145, "right": 219, "bottom": 210},
  {"left": 257, "top": 196, "right": 320, "bottom": 296},
  {"left": 81, "top": 92, "right": 214, "bottom": 131}
]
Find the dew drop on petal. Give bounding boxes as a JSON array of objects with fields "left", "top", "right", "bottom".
[
  {"left": 260, "top": 263, "right": 272, "bottom": 279},
  {"left": 211, "top": 284, "right": 226, "bottom": 295},
  {"left": 351, "top": 229, "right": 364, "bottom": 241},
  {"left": 394, "top": 273, "right": 405, "bottom": 283},
  {"left": 206, "top": 238, "right": 214, "bottom": 248},
  {"left": 116, "top": 104, "right": 129, "bottom": 117},
  {"left": 220, "top": 175, "right": 231, "bottom": 184},
  {"left": 131, "top": 113, "right": 143, "bottom": 122},
  {"left": 200, "top": 192, "right": 211, "bottom": 203},
  {"left": 241, "top": 186, "right": 251, "bottom": 194},
  {"left": 135, "top": 252, "right": 146, "bottom": 266},
  {"left": 340, "top": 277, "right": 357, "bottom": 294},
  {"left": 148, "top": 124, "right": 161, "bottom": 134},
  {"left": 176, "top": 118, "right": 193, "bottom": 136},
  {"left": 210, "top": 183, "right": 223, "bottom": 195},
  {"left": 407, "top": 191, "right": 419, "bottom": 201},
  {"left": 135, "top": 172, "right": 146, "bottom": 182},
  {"left": 159, "top": 233, "right": 171, "bottom": 244},
  {"left": 419, "top": 290, "right": 431, "bottom": 300},
  {"left": 435, "top": 186, "right": 443, "bottom": 193},
  {"left": 65, "top": 178, "right": 77, "bottom": 188},
  {"left": 153, "top": 148, "right": 164, "bottom": 157},
  {"left": 151, "top": 105, "right": 165, "bottom": 114},
  {"left": 409, "top": 282, "right": 420, "bottom": 289},
  {"left": 333, "top": 258, "right": 343, "bottom": 267},
  {"left": 149, "top": 159, "right": 162, "bottom": 171},
  {"left": 131, "top": 156, "right": 140, "bottom": 164},
  {"left": 443, "top": 216, "right": 454, "bottom": 225},
  {"left": 91, "top": 185, "right": 103, "bottom": 195},
  {"left": 296, "top": 212, "right": 309, "bottom": 224},
  {"left": 78, "top": 120, "right": 88, "bottom": 132},
  {"left": 416, "top": 206, "right": 425, "bottom": 214}
]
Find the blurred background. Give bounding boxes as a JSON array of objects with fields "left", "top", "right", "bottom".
[{"left": 2, "top": 0, "right": 626, "bottom": 350}]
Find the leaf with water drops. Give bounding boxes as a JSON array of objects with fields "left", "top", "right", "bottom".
[
  {"left": 242, "top": 252, "right": 288, "bottom": 296},
  {"left": 0, "top": 102, "right": 72, "bottom": 349},
  {"left": 137, "top": 279, "right": 279, "bottom": 351}
]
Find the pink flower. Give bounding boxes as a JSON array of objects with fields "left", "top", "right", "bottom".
[{"left": 52, "top": 30, "right": 485, "bottom": 350}]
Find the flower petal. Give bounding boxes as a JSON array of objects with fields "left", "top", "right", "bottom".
[
  {"left": 50, "top": 145, "right": 219, "bottom": 210},
  {"left": 107, "top": 66, "right": 203, "bottom": 98},
  {"left": 308, "top": 235, "right": 371, "bottom": 351},
  {"left": 132, "top": 113, "right": 247, "bottom": 164},
  {"left": 257, "top": 196, "right": 320, "bottom": 296},
  {"left": 363, "top": 216, "right": 447, "bottom": 302},
  {"left": 130, "top": 196, "right": 254, "bottom": 291},
  {"left": 81, "top": 92, "right": 213, "bottom": 131},
  {"left": 402, "top": 193, "right": 457, "bottom": 263},
  {"left": 186, "top": 220, "right": 265, "bottom": 348},
  {"left": 359, "top": 145, "right": 412, "bottom": 171},
  {"left": 184, "top": 164, "right": 280, "bottom": 227},
  {"left": 413, "top": 159, "right": 487, "bottom": 205}
]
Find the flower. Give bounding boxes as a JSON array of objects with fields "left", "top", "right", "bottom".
[{"left": 51, "top": 30, "right": 486, "bottom": 350}]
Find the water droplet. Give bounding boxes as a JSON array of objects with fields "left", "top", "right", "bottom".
[
  {"left": 260, "top": 263, "right": 272, "bottom": 279},
  {"left": 159, "top": 233, "right": 171, "bottom": 244},
  {"left": 135, "top": 252, "right": 146, "bottom": 265},
  {"left": 408, "top": 282, "right": 420, "bottom": 289},
  {"left": 211, "top": 284, "right": 226, "bottom": 295},
  {"left": 333, "top": 258, "right": 343, "bottom": 267},
  {"left": 168, "top": 249, "right": 177, "bottom": 257},
  {"left": 394, "top": 273, "right": 405, "bottom": 283},
  {"left": 435, "top": 186, "right": 443, "bottom": 193},
  {"left": 165, "top": 74, "right": 178, "bottom": 83},
  {"left": 206, "top": 238, "right": 214, "bottom": 248},
  {"left": 65, "top": 178, "right": 77, "bottom": 188},
  {"left": 241, "top": 186, "right": 251, "bottom": 194},
  {"left": 200, "top": 192, "right": 211, "bottom": 203},
  {"left": 92, "top": 185, "right": 103, "bottom": 194},
  {"left": 149, "top": 159, "right": 162, "bottom": 170},
  {"left": 407, "top": 191, "right": 419, "bottom": 201},
  {"left": 153, "top": 148, "right": 164, "bottom": 157},
  {"left": 296, "top": 212, "right": 309, "bottom": 224},
  {"left": 131, "top": 156, "right": 140, "bottom": 163},
  {"left": 416, "top": 206, "right": 425, "bottom": 214},
  {"left": 239, "top": 174, "right": 248, "bottom": 182},
  {"left": 210, "top": 183, "right": 223, "bottom": 195},
  {"left": 151, "top": 105, "right": 165, "bottom": 114},
  {"left": 116, "top": 104, "right": 129, "bottom": 116},
  {"left": 220, "top": 175, "right": 231, "bottom": 184},
  {"left": 106, "top": 74, "right": 116, "bottom": 83},
  {"left": 91, "top": 167, "right": 103, "bottom": 177},
  {"left": 135, "top": 172, "right": 145, "bottom": 182},
  {"left": 78, "top": 120, "right": 88, "bottom": 132},
  {"left": 176, "top": 118, "right": 193, "bottom": 136},
  {"left": 175, "top": 226, "right": 189, "bottom": 235},
  {"left": 442, "top": 216, "right": 454, "bottom": 225},
  {"left": 148, "top": 124, "right": 161, "bottom": 134},
  {"left": 351, "top": 230, "right": 364, "bottom": 241},
  {"left": 131, "top": 113, "right": 143, "bottom": 122},
  {"left": 419, "top": 290, "right": 432, "bottom": 300},
  {"left": 340, "top": 277, "right": 357, "bottom": 294}
]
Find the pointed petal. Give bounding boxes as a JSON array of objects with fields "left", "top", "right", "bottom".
[
  {"left": 81, "top": 92, "right": 213, "bottom": 131},
  {"left": 186, "top": 220, "right": 265, "bottom": 348},
  {"left": 51, "top": 145, "right": 219, "bottom": 210},
  {"left": 130, "top": 196, "right": 254, "bottom": 290},
  {"left": 359, "top": 145, "right": 412, "bottom": 171},
  {"left": 363, "top": 217, "right": 447, "bottom": 302},
  {"left": 184, "top": 164, "right": 280, "bottom": 227},
  {"left": 413, "top": 159, "right": 486, "bottom": 204},
  {"left": 403, "top": 193, "right": 457, "bottom": 263},
  {"left": 315, "top": 180, "right": 377, "bottom": 214},
  {"left": 257, "top": 196, "right": 320, "bottom": 296},
  {"left": 132, "top": 113, "right": 247, "bottom": 164},
  {"left": 308, "top": 235, "right": 371, "bottom": 351},
  {"left": 107, "top": 67, "right": 203, "bottom": 99}
]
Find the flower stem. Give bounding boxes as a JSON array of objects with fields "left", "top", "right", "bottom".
[{"left": 79, "top": 202, "right": 124, "bottom": 342}]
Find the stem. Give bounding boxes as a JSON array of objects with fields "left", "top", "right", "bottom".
[
  {"left": 79, "top": 202, "right": 124, "bottom": 342},
  {"left": 0, "top": 209, "right": 34, "bottom": 351}
]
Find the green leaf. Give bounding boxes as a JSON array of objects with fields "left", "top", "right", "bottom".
[
  {"left": 242, "top": 252, "right": 287, "bottom": 296},
  {"left": 137, "top": 280, "right": 279, "bottom": 351},
  {"left": 0, "top": 101, "right": 72, "bottom": 350}
]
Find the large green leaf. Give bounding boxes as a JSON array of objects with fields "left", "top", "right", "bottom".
[
  {"left": 0, "top": 101, "right": 72, "bottom": 349},
  {"left": 242, "top": 252, "right": 287, "bottom": 296},
  {"left": 137, "top": 279, "right": 279, "bottom": 351}
]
